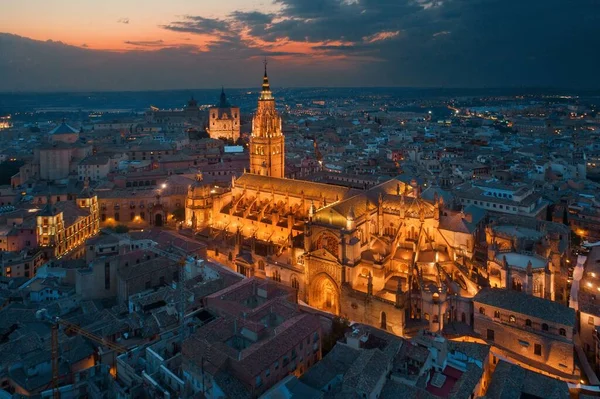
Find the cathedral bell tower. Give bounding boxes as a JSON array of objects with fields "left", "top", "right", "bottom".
[{"left": 249, "top": 61, "right": 285, "bottom": 178}]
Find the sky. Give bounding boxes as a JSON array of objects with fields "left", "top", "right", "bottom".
[{"left": 0, "top": 0, "right": 599, "bottom": 91}]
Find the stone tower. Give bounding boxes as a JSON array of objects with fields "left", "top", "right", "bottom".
[{"left": 249, "top": 62, "right": 285, "bottom": 178}]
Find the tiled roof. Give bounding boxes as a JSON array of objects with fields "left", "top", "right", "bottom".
[
  {"left": 342, "top": 348, "right": 390, "bottom": 395},
  {"left": 301, "top": 343, "right": 359, "bottom": 389},
  {"left": 49, "top": 122, "right": 78, "bottom": 135},
  {"left": 473, "top": 288, "right": 575, "bottom": 326},
  {"left": 484, "top": 360, "right": 569, "bottom": 399}
]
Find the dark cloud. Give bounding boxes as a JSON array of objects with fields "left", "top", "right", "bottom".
[
  {"left": 2, "top": 0, "right": 600, "bottom": 90},
  {"left": 117, "top": 18, "right": 130, "bottom": 24},
  {"left": 161, "top": 15, "right": 230, "bottom": 36},
  {"left": 124, "top": 40, "right": 165, "bottom": 47}
]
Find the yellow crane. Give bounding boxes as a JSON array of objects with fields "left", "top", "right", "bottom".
[{"left": 36, "top": 309, "right": 129, "bottom": 399}]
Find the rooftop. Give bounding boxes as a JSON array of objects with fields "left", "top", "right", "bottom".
[{"left": 474, "top": 288, "right": 575, "bottom": 326}]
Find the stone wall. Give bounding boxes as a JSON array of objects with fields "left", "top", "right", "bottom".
[
  {"left": 473, "top": 311, "right": 574, "bottom": 374},
  {"left": 340, "top": 284, "right": 406, "bottom": 336}
]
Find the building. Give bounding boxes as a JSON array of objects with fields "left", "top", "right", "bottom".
[
  {"left": 485, "top": 217, "right": 570, "bottom": 303},
  {"left": 36, "top": 181, "right": 100, "bottom": 258},
  {"left": 48, "top": 120, "right": 80, "bottom": 144},
  {"left": 182, "top": 278, "right": 322, "bottom": 398},
  {"left": 454, "top": 180, "right": 548, "bottom": 219},
  {"left": 186, "top": 68, "right": 484, "bottom": 337},
  {"left": 0, "top": 249, "right": 45, "bottom": 279},
  {"left": 78, "top": 155, "right": 111, "bottom": 182},
  {"left": 297, "top": 324, "right": 492, "bottom": 399},
  {"left": 249, "top": 66, "right": 285, "bottom": 178},
  {"left": 473, "top": 288, "right": 576, "bottom": 376},
  {"left": 484, "top": 360, "right": 570, "bottom": 399},
  {"left": 207, "top": 88, "right": 241, "bottom": 142}
]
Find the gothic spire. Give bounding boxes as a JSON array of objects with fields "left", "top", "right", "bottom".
[{"left": 260, "top": 58, "right": 273, "bottom": 100}]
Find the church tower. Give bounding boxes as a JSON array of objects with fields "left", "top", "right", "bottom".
[{"left": 249, "top": 62, "right": 285, "bottom": 178}]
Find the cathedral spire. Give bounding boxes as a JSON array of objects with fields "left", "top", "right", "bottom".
[{"left": 260, "top": 58, "right": 273, "bottom": 100}]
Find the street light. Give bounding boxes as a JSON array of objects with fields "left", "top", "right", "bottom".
[{"left": 161, "top": 183, "right": 167, "bottom": 189}]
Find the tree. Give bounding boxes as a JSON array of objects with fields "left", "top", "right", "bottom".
[
  {"left": 114, "top": 225, "right": 129, "bottom": 234},
  {"left": 322, "top": 316, "right": 351, "bottom": 355},
  {"left": 172, "top": 207, "right": 186, "bottom": 223}
]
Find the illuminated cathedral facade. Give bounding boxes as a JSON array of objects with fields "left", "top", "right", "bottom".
[{"left": 184, "top": 67, "right": 566, "bottom": 337}]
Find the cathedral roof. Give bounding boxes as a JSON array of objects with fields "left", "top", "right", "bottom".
[
  {"left": 320, "top": 178, "right": 418, "bottom": 221},
  {"left": 235, "top": 173, "right": 356, "bottom": 201}
]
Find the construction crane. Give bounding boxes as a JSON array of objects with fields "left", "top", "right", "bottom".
[{"left": 36, "top": 309, "right": 128, "bottom": 399}]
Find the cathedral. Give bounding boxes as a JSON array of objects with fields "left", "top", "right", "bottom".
[{"left": 185, "top": 67, "right": 565, "bottom": 337}]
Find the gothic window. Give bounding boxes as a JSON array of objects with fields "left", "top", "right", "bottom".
[
  {"left": 272, "top": 270, "right": 281, "bottom": 282},
  {"left": 494, "top": 311, "right": 500, "bottom": 318},
  {"left": 542, "top": 323, "right": 549, "bottom": 331},
  {"left": 512, "top": 277, "right": 522, "bottom": 292},
  {"left": 317, "top": 233, "right": 339, "bottom": 256},
  {"left": 291, "top": 276, "right": 299, "bottom": 289},
  {"left": 258, "top": 260, "right": 265, "bottom": 271},
  {"left": 479, "top": 307, "right": 485, "bottom": 315},
  {"left": 526, "top": 319, "right": 532, "bottom": 327},
  {"left": 380, "top": 312, "right": 387, "bottom": 330}
]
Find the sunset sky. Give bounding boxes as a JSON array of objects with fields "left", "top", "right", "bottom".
[
  {"left": 1, "top": 0, "right": 280, "bottom": 51},
  {"left": 0, "top": 0, "right": 599, "bottom": 91}
]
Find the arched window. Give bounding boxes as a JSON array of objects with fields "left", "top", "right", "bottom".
[
  {"left": 509, "top": 315, "right": 516, "bottom": 323},
  {"left": 494, "top": 311, "right": 500, "bottom": 318},
  {"left": 512, "top": 277, "right": 522, "bottom": 292},
  {"left": 380, "top": 312, "right": 387, "bottom": 330},
  {"left": 526, "top": 319, "right": 532, "bottom": 327},
  {"left": 258, "top": 260, "right": 265, "bottom": 271},
  {"left": 291, "top": 275, "right": 299, "bottom": 289},
  {"left": 542, "top": 323, "right": 549, "bottom": 331},
  {"left": 559, "top": 328, "right": 566, "bottom": 336},
  {"left": 479, "top": 307, "right": 485, "bottom": 315}
]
